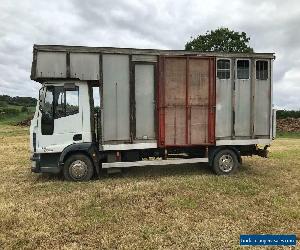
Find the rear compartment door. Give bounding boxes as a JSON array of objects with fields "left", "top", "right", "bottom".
[
  {"left": 134, "top": 64, "right": 156, "bottom": 140},
  {"left": 158, "top": 56, "right": 215, "bottom": 147}
]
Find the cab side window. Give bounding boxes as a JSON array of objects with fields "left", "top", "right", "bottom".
[
  {"left": 54, "top": 86, "right": 79, "bottom": 119},
  {"left": 66, "top": 89, "right": 79, "bottom": 116}
]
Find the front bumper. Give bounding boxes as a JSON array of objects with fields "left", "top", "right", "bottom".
[
  {"left": 30, "top": 154, "right": 41, "bottom": 173},
  {"left": 30, "top": 153, "right": 61, "bottom": 174}
]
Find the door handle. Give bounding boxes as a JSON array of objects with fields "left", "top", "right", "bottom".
[{"left": 73, "top": 134, "right": 82, "bottom": 141}]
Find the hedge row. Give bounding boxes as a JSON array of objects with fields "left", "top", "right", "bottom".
[{"left": 276, "top": 110, "right": 300, "bottom": 119}]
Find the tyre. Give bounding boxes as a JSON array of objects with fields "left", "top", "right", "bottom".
[
  {"left": 212, "top": 149, "right": 239, "bottom": 175},
  {"left": 63, "top": 153, "right": 94, "bottom": 181}
]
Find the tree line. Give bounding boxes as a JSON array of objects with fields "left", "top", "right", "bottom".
[
  {"left": 0, "top": 95, "right": 37, "bottom": 107},
  {"left": 277, "top": 110, "right": 300, "bottom": 119}
]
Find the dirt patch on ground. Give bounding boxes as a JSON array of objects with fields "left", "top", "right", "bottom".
[
  {"left": 15, "top": 117, "right": 32, "bottom": 127},
  {"left": 277, "top": 118, "right": 300, "bottom": 132}
]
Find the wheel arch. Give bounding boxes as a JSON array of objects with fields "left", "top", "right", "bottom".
[
  {"left": 208, "top": 145, "right": 242, "bottom": 166},
  {"left": 59, "top": 143, "right": 101, "bottom": 175}
]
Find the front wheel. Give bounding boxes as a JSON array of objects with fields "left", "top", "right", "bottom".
[
  {"left": 212, "top": 149, "right": 239, "bottom": 175},
  {"left": 63, "top": 154, "right": 94, "bottom": 181}
]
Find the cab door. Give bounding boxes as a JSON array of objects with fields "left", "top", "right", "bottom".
[{"left": 37, "top": 83, "right": 91, "bottom": 153}]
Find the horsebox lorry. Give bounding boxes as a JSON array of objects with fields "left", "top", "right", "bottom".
[{"left": 29, "top": 45, "right": 276, "bottom": 181}]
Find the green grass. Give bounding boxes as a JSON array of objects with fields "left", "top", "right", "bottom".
[
  {"left": 0, "top": 112, "right": 33, "bottom": 125},
  {"left": 0, "top": 103, "right": 35, "bottom": 125},
  {"left": 276, "top": 131, "right": 300, "bottom": 138},
  {"left": 0, "top": 125, "right": 299, "bottom": 249}
]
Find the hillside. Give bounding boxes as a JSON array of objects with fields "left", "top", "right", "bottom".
[{"left": 0, "top": 95, "right": 36, "bottom": 125}]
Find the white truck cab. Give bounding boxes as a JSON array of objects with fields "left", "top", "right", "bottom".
[
  {"left": 31, "top": 82, "right": 92, "bottom": 153},
  {"left": 30, "top": 81, "right": 101, "bottom": 180}
]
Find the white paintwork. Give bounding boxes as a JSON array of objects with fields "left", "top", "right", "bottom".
[
  {"left": 102, "top": 158, "right": 208, "bottom": 168},
  {"left": 216, "top": 139, "right": 271, "bottom": 146},
  {"left": 31, "top": 81, "right": 92, "bottom": 154},
  {"left": 103, "top": 142, "right": 157, "bottom": 151}
]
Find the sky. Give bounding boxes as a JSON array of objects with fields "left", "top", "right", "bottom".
[{"left": 0, "top": 0, "right": 299, "bottom": 110}]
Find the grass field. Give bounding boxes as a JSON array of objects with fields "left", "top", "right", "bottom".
[
  {"left": 0, "top": 104, "right": 35, "bottom": 125},
  {"left": 0, "top": 125, "right": 299, "bottom": 249}
]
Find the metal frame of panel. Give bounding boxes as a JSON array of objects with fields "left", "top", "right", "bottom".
[{"left": 158, "top": 56, "right": 215, "bottom": 147}]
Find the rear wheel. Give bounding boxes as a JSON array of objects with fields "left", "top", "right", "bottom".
[
  {"left": 63, "top": 154, "right": 94, "bottom": 181},
  {"left": 212, "top": 149, "right": 239, "bottom": 175}
]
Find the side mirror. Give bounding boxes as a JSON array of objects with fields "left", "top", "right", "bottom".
[{"left": 38, "top": 87, "right": 46, "bottom": 112}]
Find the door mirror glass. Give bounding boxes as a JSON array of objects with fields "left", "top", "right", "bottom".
[
  {"left": 41, "top": 87, "right": 54, "bottom": 135},
  {"left": 38, "top": 87, "right": 46, "bottom": 111}
]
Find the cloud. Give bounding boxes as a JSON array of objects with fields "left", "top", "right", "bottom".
[{"left": 0, "top": 0, "right": 299, "bottom": 109}]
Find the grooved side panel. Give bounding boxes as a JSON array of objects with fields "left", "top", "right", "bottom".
[
  {"left": 165, "top": 58, "right": 186, "bottom": 106},
  {"left": 36, "top": 52, "right": 66, "bottom": 78},
  {"left": 235, "top": 80, "right": 251, "bottom": 136},
  {"left": 102, "top": 54, "right": 130, "bottom": 142},
  {"left": 255, "top": 79, "right": 271, "bottom": 136},
  {"left": 159, "top": 56, "right": 215, "bottom": 146},
  {"left": 70, "top": 53, "right": 100, "bottom": 80},
  {"left": 216, "top": 59, "right": 232, "bottom": 138},
  {"left": 135, "top": 64, "right": 155, "bottom": 139},
  {"left": 165, "top": 107, "right": 186, "bottom": 145},
  {"left": 188, "top": 59, "right": 209, "bottom": 144},
  {"left": 164, "top": 58, "right": 186, "bottom": 145},
  {"left": 190, "top": 107, "right": 208, "bottom": 144}
]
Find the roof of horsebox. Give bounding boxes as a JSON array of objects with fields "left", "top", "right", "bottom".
[{"left": 33, "top": 44, "right": 275, "bottom": 59}]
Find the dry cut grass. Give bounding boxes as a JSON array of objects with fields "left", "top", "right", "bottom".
[{"left": 0, "top": 125, "right": 299, "bottom": 249}]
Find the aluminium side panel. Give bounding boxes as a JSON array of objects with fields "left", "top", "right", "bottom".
[
  {"left": 102, "top": 54, "right": 130, "bottom": 142},
  {"left": 215, "top": 59, "right": 232, "bottom": 138},
  {"left": 36, "top": 51, "right": 67, "bottom": 78},
  {"left": 254, "top": 59, "right": 271, "bottom": 136},
  {"left": 135, "top": 64, "right": 156, "bottom": 139},
  {"left": 70, "top": 53, "right": 100, "bottom": 80},
  {"left": 234, "top": 59, "right": 251, "bottom": 137}
]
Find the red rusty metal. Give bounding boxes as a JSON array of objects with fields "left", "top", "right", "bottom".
[
  {"left": 158, "top": 56, "right": 165, "bottom": 146},
  {"left": 208, "top": 57, "right": 216, "bottom": 144},
  {"left": 158, "top": 55, "right": 216, "bottom": 147},
  {"left": 185, "top": 57, "right": 189, "bottom": 145}
]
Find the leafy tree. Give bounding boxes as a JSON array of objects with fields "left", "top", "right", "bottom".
[
  {"left": 277, "top": 110, "right": 300, "bottom": 119},
  {"left": 185, "top": 28, "right": 254, "bottom": 53}
]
